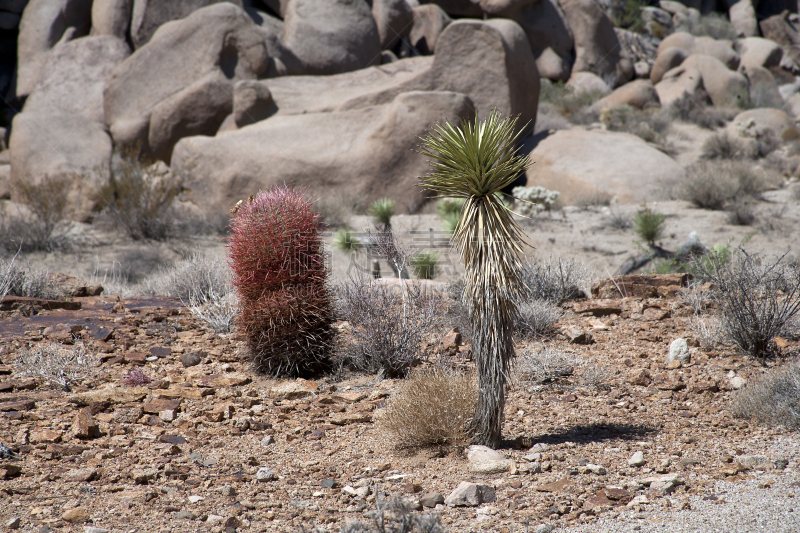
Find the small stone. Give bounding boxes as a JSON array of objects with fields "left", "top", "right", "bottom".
[
  {"left": 736, "top": 455, "right": 774, "bottom": 471},
  {"left": 65, "top": 468, "right": 98, "bottom": 482},
  {"left": 159, "top": 409, "right": 176, "bottom": 422},
  {"left": 72, "top": 408, "right": 100, "bottom": 439},
  {"left": 342, "top": 485, "right": 371, "bottom": 499},
  {"left": 260, "top": 435, "right": 275, "bottom": 446},
  {"left": 585, "top": 463, "right": 607, "bottom": 475},
  {"left": 6, "top": 517, "right": 21, "bottom": 530},
  {"left": 467, "top": 444, "right": 514, "bottom": 473},
  {"left": 219, "top": 485, "right": 236, "bottom": 497},
  {"left": 666, "top": 338, "right": 690, "bottom": 365},
  {"left": 628, "top": 451, "right": 646, "bottom": 467},
  {"left": 729, "top": 376, "right": 747, "bottom": 389},
  {"left": 175, "top": 511, "right": 197, "bottom": 520},
  {"left": 188, "top": 495, "right": 204, "bottom": 503},
  {"left": 181, "top": 353, "right": 202, "bottom": 367},
  {"left": 256, "top": 467, "right": 276, "bottom": 482},
  {"left": 320, "top": 478, "right": 337, "bottom": 488},
  {"left": 529, "top": 443, "right": 549, "bottom": 453},
  {"left": 132, "top": 468, "right": 158, "bottom": 484},
  {"left": 564, "top": 326, "right": 593, "bottom": 345},
  {"left": 62, "top": 508, "right": 90, "bottom": 523},
  {"left": 84, "top": 527, "right": 111, "bottom": 533},
  {"left": 444, "top": 481, "right": 496, "bottom": 507},
  {"left": 665, "top": 359, "right": 682, "bottom": 370},
  {"left": 533, "top": 526, "right": 554, "bottom": 533},
  {"left": 419, "top": 492, "right": 444, "bottom": 508},
  {"left": 206, "top": 514, "right": 224, "bottom": 524}
]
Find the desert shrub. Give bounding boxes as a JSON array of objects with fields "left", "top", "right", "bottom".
[
  {"left": 0, "top": 258, "right": 61, "bottom": 299},
  {"left": 519, "top": 256, "right": 589, "bottom": 302},
  {"left": 511, "top": 186, "right": 560, "bottom": 216},
  {"left": 340, "top": 495, "right": 444, "bottom": 533},
  {"left": 533, "top": 104, "right": 572, "bottom": 134},
  {"left": 697, "top": 250, "right": 800, "bottom": 360},
  {"left": 609, "top": 0, "right": 646, "bottom": 33},
  {"left": 680, "top": 161, "right": 777, "bottom": 210},
  {"left": 515, "top": 299, "right": 563, "bottom": 339},
  {"left": 731, "top": 361, "right": 800, "bottom": 428},
  {"left": 633, "top": 207, "right": 666, "bottom": 245},
  {"left": 368, "top": 198, "right": 396, "bottom": 228},
  {"left": 228, "top": 186, "right": 334, "bottom": 376},
  {"left": 411, "top": 250, "right": 440, "bottom": 280},
  {"left": 97, "top": 151, "right": 181, "bottom": 241},
  {"left": 608, "top": 208, "right": 632, "bottom": 230},
  {"left": 440, "top": 211, "right": 459, "bottom": 234},
  {"left": 336, "top": 275, "right": 445, "bottom": 376},
  {"left": 333, "top": 228, "right": 361, "bottom": 254},
  {"left": 122, "top": 368, "right": 151, "bottom": 387},
  {"left": 435, "top": 198, "right": 465, "bottom": 218},
  {"left": 601, "top": 106, "right": 676, "bottom": 155},
  {"left": 516, "top": 347, "right": 579, "bottom": 384},
  {"left": 702, "top": 132, "right": 747, "bottom": 160},
  {"left": 726, "top": 198, "right": 757, "bottom": 226},
  {"left": 379, "top": 366, "right": 477, "bottom": 448},
  {"left": 3, "top": 174, "right": 75, "bottom": 252},
  {"left": 690, "top": 315, "right": 727, "bottom": 351},
  {"left": 667, "top": 95, "right": 737, "bottom": 129},
  {"left": 14, "top": 342, "right": 96, "bottom": 391},
  {"left": 143, "top": 252, "right": 231, "bottom": 301}
]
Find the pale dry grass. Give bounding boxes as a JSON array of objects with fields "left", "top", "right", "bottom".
[
  {"left": 378, "top": 366, "right": 477, "bottom": 448},
  {"left": 731, "top": 361, "right": 800, "bottom": 429},
  {"left": 14, "top": 342, "right": 96, "bottom": 391}
]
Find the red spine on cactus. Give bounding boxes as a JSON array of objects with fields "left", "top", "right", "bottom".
[{"left": 228, "top": 185, "right": 333, "bottom": 376}]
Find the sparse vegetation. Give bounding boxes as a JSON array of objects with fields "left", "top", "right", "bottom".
[
  {"left": 14, "top": 342, "right": 96, "bottom": 391},
  {"left": 96, "top": 151, "right": 182, "bottom": 241},
  {"left": 512, "top": 186, "right": 561, "bottom": 216},
  {"left": 368, "top": 198, "right": 396, "bottom": 229},
  {"left": 3, "top": 174, "right": 76, "bottom": 252},
  {"left": 0, "top": 257, "right": 62, "bottom": 300},
  {"left": 697, "top": 250, "right": 800, "bottom": 360},
  {"left": 515, "top": 299, "right": 563, "bottom": 339},
  {"left": 667, "top": 95, "right": 737, "bottom": 130},
  {"left": 680, "top": 161, "right": 778, "bottom": 210},
  {"left": 674, "top": 12, "right": 738, "bottom": 40},
  {"left": 701, "top": 132, "right": 747, "bottom": 160},
  {"left": 690, "top": 315, "right": 727, "bottom": 351},
  {"left": 633, "top": 208, "right": 666, "bottom": 246},
  {"left": 228, "top": 186, "right": 334, "bottom": 376},
  {"left": 379, "top": 366, "right": 477, "bottom": 448},
  {"left": 336, "top": 274, "right": 445, "bottom": 376},
  {"left": 122, "top": 368, "right": 151, "bottom": 387},
  {"left": 333, "top": 228, "right": 361, "bottom": 254},
  {"left": 516, "top": 347, "right": 579, "bottom": 385},
  {"left": 539, "top": 79, "right": 607, "bottom": 120},
  {"left": 731, "top": 361, "right": 800, "bottom": 429},
  {"left": 520, "top": 256, "right": 589, "bottom": 303}
]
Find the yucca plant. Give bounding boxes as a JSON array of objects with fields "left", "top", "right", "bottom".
[
  {"left": 633, "top": 207, "right": 666, "bottom": 246},
  {"left": 411, "top": 250, "right": 440, "bottom": 280},
  {"left": 418, "top": 109, "right": 531, "bottom": 448},
  {"left": 368, "top": 197, "right": 396, "bottom": 229}
]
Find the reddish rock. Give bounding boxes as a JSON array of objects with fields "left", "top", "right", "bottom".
[
  {"left": 73, "top": 408, "right": 100, "bottom": 439},
  {"left": 143, "top": 398, "right": 182, "bottom": 415}
]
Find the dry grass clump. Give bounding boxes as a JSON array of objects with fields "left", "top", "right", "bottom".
[
  {"left": 516, "top": 347, "right": 611, "bottom": 389},
  {"left": 0, "top": 257, "right": 62, "bottom": 300},
  {"left": 667, "top": 94, "right": 737, "bottom": 129},
  {"left": 702, "top": 131, "right": 779, "bottom": 161},
  {"left": 379, "top": 366, "right": 477, "bottom": 448},
  {"left": 731, "top": 361, "right": 800, "bottom": 429},
  {"left": 14, "top": 342, "right": 96, "bottom": 391},
  {"left": 600, "top": 106, "right": 676, "bottom": 155},
  {"left": 690, "top": 315, "right": 728, "bottom": 351},
  {"left": 679, "top": 161, "right": 779, "bottom": 210}
]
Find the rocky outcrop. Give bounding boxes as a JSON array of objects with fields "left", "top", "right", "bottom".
[
  {"left": 171, "top": 91, "right": 475, "bottom": 216},
  {"left": 104, "top": 3, "right": 269, "bottom": 160},
  {"left": 23, "top": 35, "right": 130, "bottom": 123},
  {"left": 657, "top": 32, "right": 740, "bottom": 70},
  {"left": 263, "top": 19, "right": 540, "bottom": 134},
  {"left": 281, "top": 0, "right": 381, "bottom": 75},
  {"left": 91, "top": 0, "right": 133, "bottom": 39},
  {"left": 408, "top": 3, "right": 451, "bottom": 55},
  {"left": 513, "top": 0, "right": 574, "bottom": 82},
  {"left": 371, "top": 0, "right": 413, "bottom": 50},
  {"left": 560, "top": 0, "right": 632, "bottom": 87},
  {"left": 129, "top": 0, "right": 243, "bottom": 48},
  {"left": 656, "top": 54, "right": 749, "bottom": 108},
  {"left": 16, "top": 0, "right": 93, "bottom": 97},
  {"left": 728, "top": 108, "right": 798, "bottom": 139},
  {"left": 521, "top": 130, "right": 684, "bottom": 205},
  {"left": 592, "top": 79, "right": 660, "bottom": 110}
]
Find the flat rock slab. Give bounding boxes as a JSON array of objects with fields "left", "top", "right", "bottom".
[
  {"left": 69, "top": 388, "right": 148, "bottom": 406},
  {"left": 197, "top": 374, "right": 252, "bottom": 388},
  {"left": 143, "top": 398, "right": 182, "bottom": 414},
  {"left": 444, "top": 481, "right": 496, "bottom": 507},
  {"left": 536, "top": 479, "right": 573, "bottom": 493}
]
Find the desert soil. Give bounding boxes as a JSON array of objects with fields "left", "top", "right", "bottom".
[{"left": 1, "top": 264, "right": 799, "bottom": 532}]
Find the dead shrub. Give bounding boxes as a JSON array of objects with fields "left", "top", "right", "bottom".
[
  {"left": 336, "top": 275, "right": 446, "bottom": 377},
  {"left": 0, "top": 257, "right": 62, "bottom": 299},
  {"left": 340, "top": 495, "right": 444, "bottom": 533},
  {"left": 731, "top": 361, "right": 800, "bottom": 429},
  {"left": 516, "top": 347, "right": 579, "bottom": 385},
  {"left": 667, "top": 94, "right": 737, "bottom": 129},
  {"left": 680, "top": 161, "right": 778, "bottom": 210},
  {"left": 2, "top": 174, "right": 76, "bottom": 252},
  {"left": 702, "top": 132, "right": 748, "bottom": 160},
  {"left": 573, "top": 190, "right": 613, "bottom": 208},
  {"left": 14, "top": 342, "right": 96, "bottom": 391},
  {"left": 519, "top": 256, "right": 589, "bottom": 303},
  {"left": 378, "top": 366, "right": 477, "bottom": 448},
  {"left": 690, "top": 315, "right": 727, "bottom": 351},
  {"left": 515, "top": 299, "right": 563, "bottom": 339},
  {"left": 96, "top": 151, "right": 181, "bottom": 241}
]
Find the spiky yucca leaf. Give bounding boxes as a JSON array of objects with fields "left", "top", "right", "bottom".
[
  {"left": 368, "top": 197, "right": 396, "bottom": 228},
  {"left": 418, "top": 110, "right": 532, "bottom": 447}
]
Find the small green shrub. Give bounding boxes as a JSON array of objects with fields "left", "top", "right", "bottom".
[
  {"left": 379, "top": 366, "right": 477, "bottom": 448},
  {"left": 674, "top": 12, "right": 738, "bottom": 40},
  {"left": 440, "top": 211, "right": 460, "bottom": 234},
  {"left": 332, "top": 227, "right": 361, "bottom": 254},
  {"left": 435, "top": 198, "right": 465, "bottom": 218},
  {"left": 731, "top": 361, "right": 800, "bottom": 429},
  {"left": 411, "top": 250, "right": 440, "bottom": 280},
  {"left": 368, "top": 198, "right": 396, "bottom": 228},
  {"left": 633, "top": 208, "right": 666, "bottom": 246},
  {"left": 0, "top": 258, "right": 61, "bottom": 299},
  {"left": 539, "top": 79, "right": 607, "bottom": 119}
]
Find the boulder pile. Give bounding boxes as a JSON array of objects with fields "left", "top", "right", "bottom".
[{"left": 1, "top": 0, "right": 800, "bottom": 217}]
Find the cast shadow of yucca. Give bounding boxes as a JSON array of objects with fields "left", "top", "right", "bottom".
[{"left": 508, "top": 422, "right": 658, "bottom": 448}]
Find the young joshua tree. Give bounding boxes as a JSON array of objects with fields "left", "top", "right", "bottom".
[{"left": 418, "top": 110, "right": 531, "bottom": 448}]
